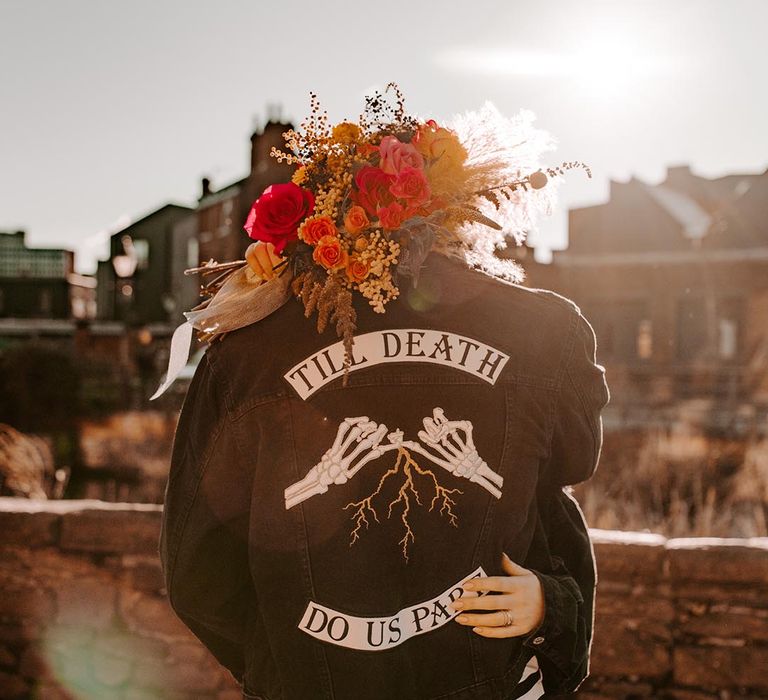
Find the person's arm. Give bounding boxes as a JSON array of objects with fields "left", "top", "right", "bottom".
[
  {"left": 548, "top": 310, "right": 610, "bottom": 487},
  {"left": 158, "top": 349, "right": 254, "bottom": 686},
  {"left": 523, "top": 309, "right": 609, "bottom": 693},
  {"left": 521, "top": 489, "right": 597, "bottom": 695}
]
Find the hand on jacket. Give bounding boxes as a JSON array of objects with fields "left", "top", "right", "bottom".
[
  {"left": 450, "top": 553, "right": 545, "bottom": 638},
  {"left": 245, "top": 241, "right": 283, "bottom": 280}
]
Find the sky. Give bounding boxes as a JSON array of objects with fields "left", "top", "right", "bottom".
[{"left": 1, "top": 0, "right": 767, "bottom": 273}]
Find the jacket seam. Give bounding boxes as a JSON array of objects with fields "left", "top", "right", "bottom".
[
  {"left": 541, "top": 309, "right": 581, "bottom": 468},
  {"left": 567, "top": 359, "right": 602, "bottom": 474},
  {"left": 235, "top": 412, "right": 286, "bottom": 699},
  {"left": 430, "top": 647, "right": 533, "bottom": 699},
  {"left": 465, "top": 382, "right": 514, "bottom": 683},
  {"left": 164, "top": 416, "right": 226, "bottom": 610},
  {"left": 285, "top": 398, "right": 335, "bottom": 700},
  {"left": 206, "top": 345, "right": 237, "bottom": 419},
  {"left": 227, "top": 373, "right": 559, "bottom": 418}
]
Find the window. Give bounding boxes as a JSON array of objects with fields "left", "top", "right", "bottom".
[
  {"left": 718, "top": 319, "right": 738, "bottom": 359},
  {"left": 584, "top": 299, "right": 650, "bottom": 362},
  {"left": 637, "top": 320, "right": 653, "bottom": 360},
  {"left": 39, "top": 288, "right": 52, "bottom": 315},
  {"left": 133, "top": 239, "right": 150, "bottom": 270},
  {"left": 677, "top": 298, "right": 708, "bottom": 361},
  {"left": 717, "top": 297, "right": 743, "bottom": 361},
  {"left": 187, "top": 238, "right": 199, "bottom": 268},
  {"left": 677, "top": 296, "right": 743, "bottom": 362}
]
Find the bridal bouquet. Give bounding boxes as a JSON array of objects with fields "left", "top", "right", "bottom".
[{"left": 151, "top": 84, "right": 589, "bottom": 399}]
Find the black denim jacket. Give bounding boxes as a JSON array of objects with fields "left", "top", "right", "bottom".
[{"left": 158, "top": 253, "right": 610, "bottom": 700}]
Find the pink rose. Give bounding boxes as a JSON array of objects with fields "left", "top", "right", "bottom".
[
  {"left": 377, "top": 201, "right": 406, "bottom": 230},
  {"left": 378, "top": 136, "right": 423, "bottom": 176},
  {"left": 389, "top": 166, "right": 431, "bottom": 209},
  {"left": 244, "top": 183, "right": 315, "bottom": 253},
  {"left": 353, "top": 166, "right": 395, "bottom": 216}
]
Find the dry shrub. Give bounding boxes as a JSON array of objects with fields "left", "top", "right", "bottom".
[{"left": 573, "top": 429, "right": 768, "bottom": 537}]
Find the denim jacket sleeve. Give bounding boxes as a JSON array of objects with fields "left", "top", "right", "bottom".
[
  {"left": 158, "top": 349, "right": 252, "bottom": 686},
  {"left": 523, "top": 489, "right": 597, "bottom": 695},
  {"left": 522, "top": 310, "right": 609, "bottom": 694},
  {"left": 548, "top": 310, "right": 610, "bottom": 488}
]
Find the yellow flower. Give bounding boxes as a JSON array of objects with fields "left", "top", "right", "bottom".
[
  {"left": 332, "top": 121, "right": 362, "bottom": 145},
  {"left": 428, "top": 154, "right": 469, "bottom": 197},
  {"left": 292, "top": 166, "right": 307, "bottom": 186},
  {"left": 413, "top": 121, "right": 469, "bottom": 197},
  {"left": 326, "top": 151, "right": 346, "bottom": 172}
]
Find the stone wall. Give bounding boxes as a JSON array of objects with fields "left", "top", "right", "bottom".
[
  {"left": 0, "top": 499, "right": 241, "bottom": 700},
  {"left": 582, "top": 530, "right": 768, "bottom": 699},
  {"left": 0, "top": 498, "right": 766, "bottom": 699}
]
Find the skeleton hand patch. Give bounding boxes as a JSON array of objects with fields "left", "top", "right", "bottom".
[
  {"left": 284, "top": 409, "right": 503, "bottom": 560},
  {"left": 285, "top": 408, "right": 503, "bottom": 509},
  {"left": 284, "top": 417, "right": 390, "bottom": 510}
]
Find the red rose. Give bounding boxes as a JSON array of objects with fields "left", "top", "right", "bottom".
[
  {"left": 244, "top": 183, "right": 315, "bottom": 253},
  {"left": 389, "top": 166, "right": 431, "bottom": 209},
  {"left": 377, "top": 201, "right": 406, "bottom": 230},
  {"left": 352, "top": 166, "right": 395, "bottom": 216}
]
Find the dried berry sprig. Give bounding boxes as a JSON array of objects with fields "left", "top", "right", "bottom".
[
  {"left": 359, "top": 82, "right": 420, "bottom": 138},
  {"left": 475, "top": 161, "right": 591, "bottom": 210}
]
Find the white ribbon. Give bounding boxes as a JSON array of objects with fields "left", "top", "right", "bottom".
[
  {"left": 149, "top": 267, "right": 292, "bottom": 400},
  {"left": 149, "top": 320, "right": 195, "bottom": 400}
]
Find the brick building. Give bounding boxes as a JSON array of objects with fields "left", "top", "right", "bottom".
[
  {"left": 92, "top": 120, "right": 295, "bottom": 326},
  {"left": 196, "top": 120, "right": 294, "bottom": 264},
  {"left": 95, "top": 204, "right": 196, "bottom": 326},
  {"left": 523, "top": 165, "right": 768, "bottom": 422}
]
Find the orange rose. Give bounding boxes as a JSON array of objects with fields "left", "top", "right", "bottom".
[
  {"left": 299, "top": 215, "right": 337, "bottom": 246},
  {"left": 313, "top": 235, "right": 349, "bottom": 271},
  {"left": 345, "top": 255, "right": 371, "bottom": 284},
  {"left": 344, "top": 205, "right": 370, "bottom": 235}
]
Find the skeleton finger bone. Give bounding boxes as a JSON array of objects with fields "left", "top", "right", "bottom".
[
  {"left": 417, "top": 431, "right": 457, "bottom": 463},
  {"left": 285, "top": 418, "right": 391, "bottom": 509},
  {"left": 338, "top": 424, "right": 367, "bottom": 455},
  {"left": 469, "top": 472, "right": 503, "bottom": 499},
  {"left": 345, "top": 424, "right": 390, "bottom": 479},
  {"left": 330, "top": 416, "right": 370, "bottom": 452}
]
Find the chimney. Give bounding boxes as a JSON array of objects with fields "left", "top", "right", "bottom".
[
  {"left": 200, "top": 177, "right": 213, "bottom": 200},
  {"left": 250, "top": 115, "right": 292, "bottom": 175},
  {"left": 665, "top": 165, "right": 692, "bottom": 186},
  {"left": 250, "top": 131, "right": 261, "bottom": 173}
]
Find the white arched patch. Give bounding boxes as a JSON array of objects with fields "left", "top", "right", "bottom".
[
  {"left": 284, "top": 329, "right": 509, "bottom": 400},
  {"left": 298, "top": 566, "right": 488, "bottom": 651}
]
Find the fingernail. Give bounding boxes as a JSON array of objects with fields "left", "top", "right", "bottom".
[
  {"left": 473, "top": 627, "right": 482, "bottom": 634},
  {"left": 457, "top": 615, "right": 467, "bottom": 623},
  {"left": 452, "top": 601, "right": 464, "bottom": 610},
  {"left": 463, "top": 582, "right": 475, "bottom": 591}
]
